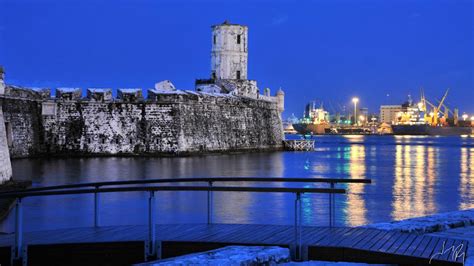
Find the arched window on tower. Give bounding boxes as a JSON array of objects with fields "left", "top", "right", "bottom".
[
  {"left": 213, "top": 35, "right": 216, "bottom": 44},
  {"left": 237, "top": 34, "right": 241, "bottom": 44},
  {"left": 236, "top": 71, "right": 241, "bottom": 80}
]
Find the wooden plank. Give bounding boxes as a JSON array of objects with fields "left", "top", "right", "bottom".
[
  {"left": 261, "top": 226, "right": 295, "bottom": 245},
  {"left": 411, "top": 235, "right": 433, "bottom": 258},
  {"left": 377, "top": 232, "right": 406, "bottom": 253},
  {"left": 368, "top": 231, "right": 399, "bottom": 251},
  {"left": 219, "top": 224, "right": 270, "bottom": 243},
  {"left": 316, "top": 228, "right": 348, "bottom": 246},
  {"left": 438, "top": 238, "right": 456, "bottom": 262},
  {"left": 325, "top": 228, "right": 358, "bottom": 247},
  {"left": 457, "top": 240, "right": 469, "bottom": 263},
  {"left": 444, "top": 238, "right": 465, "bottom": 262},
  {"left": 336, "top": 228, "right": 370, "bottom": 248},
  {"left": 352, "top": 229, "right": 386, "bottom": 250},
  {"left": 348, "top": 229, "right": 381, "bottom": 249},
  {"left": 391, "top": 233, "right": 418, "bottom": 255},
  {"left": 400, "top": 235, "right": 424, "bottom": 257},
  {"left": 302, "top": 227, "right": 330, "bottom": 245},
  {"left": 358, "top": 229, "right": 390, "bottom": 250},
  {"left": 199, "top": 224, "right": 250, "bottom": 243},
  {"left": 386, "top": 233, "right": 412, "bottom": 254},
  {"left": 420, "top": 236, "right": 440, "bottom": 259}
]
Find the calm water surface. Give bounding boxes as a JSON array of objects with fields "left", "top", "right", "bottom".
[{"left": 1, "top": 135, "right": 473, "bottom": 232}]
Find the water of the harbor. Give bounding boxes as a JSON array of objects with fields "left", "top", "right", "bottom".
[{"left": 1, "top": 135, "right": 473, "bottom": 233}]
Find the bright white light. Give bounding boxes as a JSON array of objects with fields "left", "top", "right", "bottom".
[
  {"left": 359, "top": 115, "right": 365, "bottom": 121},
  {"left": 462, "top": 114, "right": 468, "bottom": 121},
  {"left": 352, "top": 97, "right": 359, "bottom": 104}
]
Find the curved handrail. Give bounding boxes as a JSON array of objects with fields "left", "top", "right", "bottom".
[
  {"left": 4, "top": 178, "right": 369, "bottom": 262},
  {"left": 2, "top": 177, "right": 371, "bottom": 194},
  {"left": 0, "top": 185, "right": 346, "bottom": 199}
]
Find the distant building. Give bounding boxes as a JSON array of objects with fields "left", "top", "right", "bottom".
[
  {"left": 380, "top": 105, "right": 402, "bottom": 124},
  {"left": 359, "top": 107, "right": 369, "bottom": 124}
]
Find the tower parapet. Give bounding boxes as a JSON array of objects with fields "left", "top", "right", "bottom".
[
  {"left": 211, "top": 20, "right": 248, "bottom": 80},
  {"left": 0, "top": 66, "right": 5, "bottom": 95},
  {"left": 276, "top": 88, "right": 285, "bottom": 113}
]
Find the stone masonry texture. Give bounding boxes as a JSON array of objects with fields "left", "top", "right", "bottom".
[
  {"left": 0, "top": 105, "right": 13, "bottom": 182},
  {"left": 2, "top": 87, "right": 283, "bottom": 158},
  {"left": 0, "top": 74, "right": 13, "bottom": 181}
]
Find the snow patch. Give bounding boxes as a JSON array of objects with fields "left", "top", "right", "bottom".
[
  {"left": 283, "top": 261, "right": 393, "bottom": 266},
  {"left": 154, "top": 80, "right": 176, "bottom": 91},
  {"left": 135, "top": 246, "right": 290, "bottom": 265},
  {"left": 365, "top": 209, "right": 474, "bottom": 233},
  {"left": 57, "top": 87, "right": 80, "bottom": 92}
]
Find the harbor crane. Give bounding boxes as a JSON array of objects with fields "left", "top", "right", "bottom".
[{"left": 420, "top": 88, "right": 450, "bottom": 126}]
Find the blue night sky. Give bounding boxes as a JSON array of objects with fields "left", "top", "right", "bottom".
[{"left": 0, "top": 0, "right": 473, "bottom": 118}]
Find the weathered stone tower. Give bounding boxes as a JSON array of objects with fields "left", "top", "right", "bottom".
[
  {"left": 0, "top": 66, "right": 13, "bottom": 182},
  {"left": 211, "top": 20, "right": 248, "bottom": 80}
]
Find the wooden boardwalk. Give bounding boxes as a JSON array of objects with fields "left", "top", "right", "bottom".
[{"left": 0, "top": 224, "right": 468, "bottom": 265}]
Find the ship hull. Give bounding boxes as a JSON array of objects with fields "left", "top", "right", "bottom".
[
  {"left": 391, "top": 125, "right": 473, "bottom": 136},
  {"left": 292, "top": 123, "right": 329, "bottom": 135}
]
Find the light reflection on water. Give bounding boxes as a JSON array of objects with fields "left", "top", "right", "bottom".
[
  {"left": 1, "top": 135, "right": 473, "bottom": 233},
  {"left": 460, "top": 147, "right": 474, "bottom": 209}
]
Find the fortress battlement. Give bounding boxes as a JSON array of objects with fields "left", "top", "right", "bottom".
[
  {"left": 2, "top": 83, "right": 282, "bottom": 105},
  {"left": 0, "top": 21, "right": 284, "bottom": 159}
]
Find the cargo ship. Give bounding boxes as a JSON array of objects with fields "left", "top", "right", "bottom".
[
  {"left": 391, "top": 89, "right": 473, "bottom": 136},
  {"left": 292, "top": 102, "right": 330, "bottom": 135},
  {"left": 391, "top": 124, "right": 472, "bottom": 135}
]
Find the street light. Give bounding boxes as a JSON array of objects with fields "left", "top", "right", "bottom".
[
  {"left": 352, "top": 97, "right": 359, "bottom": 125},
  {"left": 462, "top": 114, "right": 468, "bottom": 121}
]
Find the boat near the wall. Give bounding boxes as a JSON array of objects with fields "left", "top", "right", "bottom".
[{"left": 292, "top": 103, "right": 330, "bottom": 135}]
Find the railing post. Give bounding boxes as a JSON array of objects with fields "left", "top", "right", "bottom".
[
  {"left": 207, "top": 181, "right": 213, "bottom": 224},
  {"left": 94, "top": 186, "right": 100, "bottom": 227},
  {"left": 14, "top": 198, "right": 23, "bottom": 262},
  {"left": 294, "top": 192, "right": 302, "bottom": 261},
  {"left": 147, "top": 191, "right": 156, "bottom": 259},
  {"left": 330, "top": 182, "right": 335, "bottom": 227}
]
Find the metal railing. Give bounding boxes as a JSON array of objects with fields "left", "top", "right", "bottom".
[
  {"left": 5, "top": 177, "right": 370, "bottom": 227},
  {"left": 0, "top": 177, "right": 371, "bottom": 262}
]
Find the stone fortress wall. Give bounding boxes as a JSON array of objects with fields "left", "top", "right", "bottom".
[
  {"left": 0, "top": 21, "right": 285, "bottom": 159},
  {"left": 1, "top": 83, "right": 284, "bottom": 158},
  {"left": 0, "top": 68, "right": 13, "bottom": 182}
]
